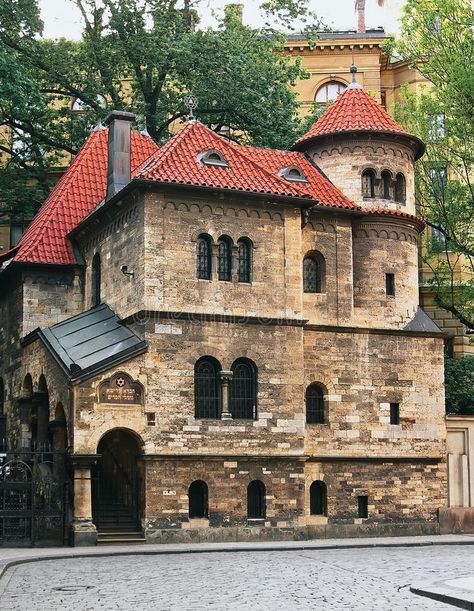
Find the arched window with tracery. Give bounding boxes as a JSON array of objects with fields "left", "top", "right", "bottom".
[
  {"left": 197, "top": 234, "right": 212, "bottom": 280},
  {"left": 188, "top": 480, "right": 209, "bottom": 518},
  {"left": 194, "top": 357, "right": 220, "bottom": 419},
  {"left": 91, "top": 253, "right": 101, "bottom": 307},
  {"left": 217, "top": 236, "right": 232, "bottom": 281},
  {"left": 310, "top": 481, "right": 327, "bottom": 516},
  {"left": 303, "top": 251, "right": 325, "bottom": 293},
  {"left": 395, "top": 173, "right": 406, "bottom": 203},
  {"left": 315, "top": 81, "right": 345, "bottom": 105},
  {"left": 230, "top": 359, "right": 257, "bottom": 419},
  {"left": 306, "top": 383, "right": 326, "bottom": 424},
  {"left": 362, "top": 169, "right": 376, "bottom": 198},
  {"left": 237, "top": 238, "right": 252, "bottom": 283},
  {"left": 381, "top": 170, "right": 392, "bottom": 199},
  {"left": 247, "top": 480, "right": 266, "bottom": 519}
]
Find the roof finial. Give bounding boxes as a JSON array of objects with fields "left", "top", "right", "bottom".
[
  {"left": 184, "top": 93, "right": 198, "bottom": 121},
  {"left": 350, "top": 63, "right": 358, "bottom": 84}
]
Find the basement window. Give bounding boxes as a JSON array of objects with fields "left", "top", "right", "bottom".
[
  {"left": 198, "top": 150, "right": 229, "bottom": 168},
  {"left": 279, "top": 166, "right": 308, "bottom": 183}
]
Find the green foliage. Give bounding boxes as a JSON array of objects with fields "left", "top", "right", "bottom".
[
  {"left": 0, "top": 0, "right": 316, "bottom": 219},
  {"left": 445, "top": 356, "right": 474, "bottom": 414},
  {"left": 393, "top": 0, "right": 474, "bottom": 331}
]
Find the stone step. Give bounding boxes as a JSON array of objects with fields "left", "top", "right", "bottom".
[{"left": 97, "top": 531, "right": 146, "bottom": 546}]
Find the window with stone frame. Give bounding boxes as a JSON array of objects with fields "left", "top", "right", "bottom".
[
  {"left": 310, "top": 481, "right": 327, "bottom": 516},
  {"left": 395, "top": 173, "right": 406, "bottom": 203},
  {"left": 194, "top": 357, "right": 221, "bottom": 419},
  {"left": 247, "top": 480, "right": 266, "bottom": 519},
  {"left": 306, "top": 384, "right": 326, "bottom": 424},
  {"left": 381, "top": 170, "right": 392, "bottom": 199},
  {"left": 362, "top": 169, "right": 376, "bottom": 198},
  {"left": 237, "top": 238, "right": 252, "bottom": 283},
  {"left": 197, "top": 234, "right": 212, "bottom": 280},
  {"left": 91, "top": 253, "right": 101, "bottom": 307},
  {"left": 303, "top": 251, "right": 325, "bottom": 293},
  {"left": 217, "top": 236, "right": 232, "bottom": 281},
  {"left": 229, "top": 358, "right": 257, "bottom": 419},
  {"left": 188, "top": 480, "right": 208, "bottom": 518}
]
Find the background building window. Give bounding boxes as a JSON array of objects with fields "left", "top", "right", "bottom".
[
  {"left": 237, "top": 238, "right": 252, "bottom": 283},
  {"left": 188, "top": 480, "right": 208, "bottom": 519},
  {"left": 390, "top": 403, "right": 400, "bottom": 425},
  {"left": 362, "top": 169, "right": 376, "bottom": 198},
  {"left": 91, "top": 253, "right": 101, "bottom": 307},
  {"left": 358, "top": 495, "right": 369, "bottom": 519},
  {"left": 230, "top": 359, "right": 257, "bottom": 419},
  {"left": 194, "top": 357, "right": 220, "bottom": 419},
  {"left": 306, "top": 384, "right": 325, "bottom": 424},
  {"left": 217, "top": 236, "right": 232, "bottom": 281},
  {"left": 197, "top": 234, "right": 212, "bottom": 280},
  {"left": 303, "top": 251, "right": 325, "bottom": 293},
  {"left": 428, "top": 113, "right": 445, "bottom": 140},
  {"left": 395, "top": 173, "right": 406, "bottom": 203},
  {"left": 247, "top": 480, "right": 266, "bottom": 519},
  {"left": 381, "top": 170, "right": 392, "bottom": 199},
  {"left": 315, "top": 81, "right": 345, "bottom": 105},
  {"left": 310, "top": 481, "right": 327, "bottom": 516}
]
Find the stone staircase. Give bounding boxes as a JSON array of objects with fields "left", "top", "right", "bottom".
[{"left": 96, "top": 503, "right": 146, "bottom": 546}]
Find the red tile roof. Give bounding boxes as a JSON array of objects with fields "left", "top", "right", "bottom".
[
  {"left": 2, "top": 129, "right": 158, "bottom": 266},
  {"left": 293, "top": 84, "right": 423, "bottom": 158}
]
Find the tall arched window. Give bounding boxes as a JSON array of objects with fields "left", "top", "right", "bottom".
[
  {"left": 194, "top": 357, "right": 220, "bottom": 419},
  {"left": 310, "top": 481, "right": 327, "bottom": 516},
  {"left": 188, "top": 480, "right": 208, "bottom": 518},
  {"left": 217, "top": 236, "right": 232, "bottom": 281},
  {"left": 230, "top": 359, "right": 257, "bottom": 419},
  {"left": 197, "top": 234, "right": 212, "bottom": 280},
  {"left": 91, "top": 253, "right": 101, "bottom": 307},
  {"left": 237, "top": 238, "right": 252, "bottom": 283},
  {"left": 303, "top": 251, "right": 325, "bottom": 293},
  {"left": 395, "top": 173, "right": 406, "bottom": 203},
  {"left": 306, "top": 384, "right": 326, "bottom": 424},
  {"left": 362, "top": 169, "right": 376, "bottom": 198},
  {"left": 315, "top": 81, "right": 345, "bottom": 105},
  {"left": 381, "top": 170, "right": 392, "bottom": 199},
  {"left": 247, "top": 480, "right": 266, "bottom": 519}
]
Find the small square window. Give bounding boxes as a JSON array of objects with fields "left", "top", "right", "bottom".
[
  {"left": 390, "top": 403, "right": 400, "bottom": 425},
  {"left": 146, "top": 412, "right": 156, "bottom": 426},
  {"left": 385, "top": 273, "right": 395, "bottom": 297},
  {"left": 358, "top": 495, "right": 368, "bottom": 519}
]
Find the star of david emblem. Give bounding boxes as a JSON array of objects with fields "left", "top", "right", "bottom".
[{"left": 116, "top": 377, "right": 126, "bottom": 388}]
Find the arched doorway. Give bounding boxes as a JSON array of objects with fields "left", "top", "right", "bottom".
[{"left": 92, "top": 429, "right": 142, "bottom": 531}]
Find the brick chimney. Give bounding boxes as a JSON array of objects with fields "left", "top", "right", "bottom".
[
  {"left": 104, "top": 110, "right": 135, "bottom": 201},
  {"left": 355, "top": 0, "right": 366, "bottom": 33}
]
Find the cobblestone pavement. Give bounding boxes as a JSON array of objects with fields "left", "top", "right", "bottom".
[{"left": 1, "top": 545, "right": 473, "bottom": 610}]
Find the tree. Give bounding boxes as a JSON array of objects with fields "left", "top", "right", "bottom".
[
  {"left": 389, "top": 0, "right": 474, "bottom": 331},
  {"left": 0, "top": 0, "right": 318, "bottom": 220},
  {"left": 445, "top": 356, "right": 474, "bottom": 414}
]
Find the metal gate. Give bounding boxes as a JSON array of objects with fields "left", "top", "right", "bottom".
[{"left": 0, "top": 451, "right": 69, "bottom": 546}]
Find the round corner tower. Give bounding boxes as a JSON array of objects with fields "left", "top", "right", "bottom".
[{"left": 292, "top": 70, "right": 426, "bottom": 327}]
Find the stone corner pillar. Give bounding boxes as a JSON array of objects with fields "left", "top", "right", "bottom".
[{"left": 70, "top": 454, "right": 100, "bottom": 547}]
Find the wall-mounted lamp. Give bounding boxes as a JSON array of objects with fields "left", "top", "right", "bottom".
[{"left": 121, "top": 265, "right": 135, "bottom": 278}]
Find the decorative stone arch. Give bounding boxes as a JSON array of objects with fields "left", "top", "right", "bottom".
[{"left": 88, "top": 424, "right": 145, "bottom": 456}]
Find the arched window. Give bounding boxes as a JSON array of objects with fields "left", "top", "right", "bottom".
[
  {"left": 247, "top": 480, "right": 266, "bottom": 519},
  {"left": 303, "top": 252, "right": 325, "bottom": 293},
  {"left": 306, "top": 384, "right": 326, "bottom": 424},
  {"left": 91, "top": 253, "right": 101, "bottom": 307},
  {"left": 237, "top": 238, "right": 252, "bottom": 283},
  {"left": 310, "top": 481, "right": 327, "bottom": 516},
  {"left": 395, "top": 173, "right": 406, "bottom": 203},
  {"left": 188, "top": 480, "right": 208, "bottom": 518},
  {"left": 230, "top": 359, "right": 257, "bottom": 419},
  {"left": 362, "top": 169, "right": 376, "bottom": 198},
  {"left": 381, "top": 170, "right": 392, "bottom": 199},
  {"left": 197, "top": 234, "right": 212, "bottom": 280},
  {"left": 315, "top": 81, "right": 345, "bottom": 105},
  {"left": 194, "top": 357, "right": 220, "bottom": 419},
  {"left": 217, "top": 236, "right": 232, "bottom": 281}
]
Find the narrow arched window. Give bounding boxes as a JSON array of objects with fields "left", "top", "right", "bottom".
[
  {"left": 310, "top": 481, "right": 327, "bottom": 516},
  {"left": 230, "top": 359, "right": 257, "bottom": 419},
  {"left": 91, "top": 253, "right": 101, "bottom": 307},
  {"left": 188, "top": 480, "right": 208, "bottom": 518},
  {"left": 306, "top": 384, "right": 325, "bottom": 424},
  {"left": 217, "top": 236, "right": 232, "bottom": 281},
  {"left": 197, "top": 234, "right": 212, "bottom": 280},
  {"left": 237, "top": 238, "right": 252, "bottom": 283},
  {"left": 194, "top": 357, "right": 220, "bottom": 419},
  {"left": 381, "top": 170, "right": 392, "bottom": 199},
  {"left": 362, "top": 169, "right": 376, "bottom": 198},
  {"left": 303, "top": 251, "right": 325, "bottom": 293},
  {"left": 247, "top": 480, "right": 266, "bottom": 519},
  {"left": 395, "top": 173, "right": 406, "bottom": 203}
]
